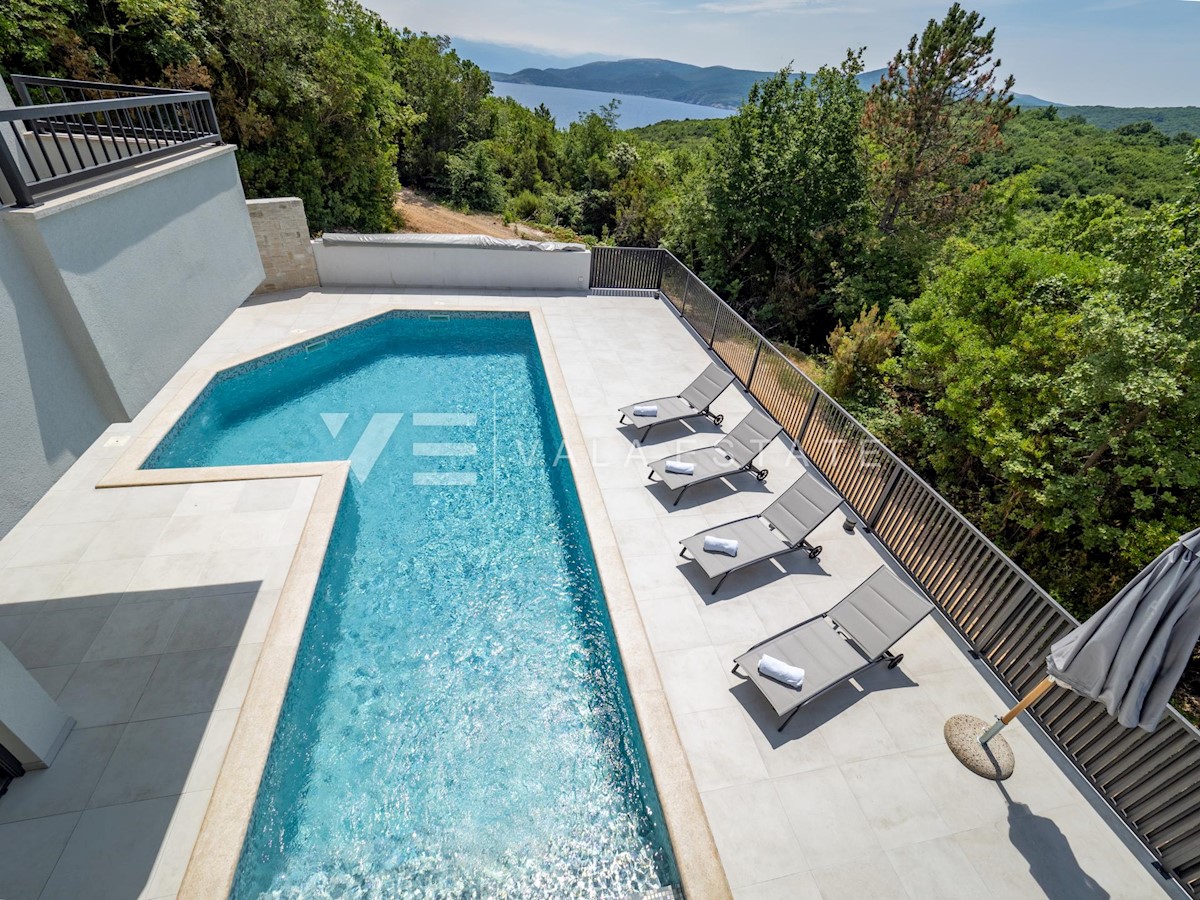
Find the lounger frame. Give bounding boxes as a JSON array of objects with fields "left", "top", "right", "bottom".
[
  {"left": 732, "top": 612, "right": 906, "bottom": 731},
  {"left": 679, "top": 515, "right": 824, "bottom": 594}
]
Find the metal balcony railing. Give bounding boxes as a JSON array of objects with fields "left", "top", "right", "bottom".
[
  {"left": 0, "top": 75, "right": 222, "bottom": 208},
  {"left": 592, "top": 245, "right": 1200, "bottom": 898}
]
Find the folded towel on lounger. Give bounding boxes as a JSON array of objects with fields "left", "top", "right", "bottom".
[
  {"left": 633, "top": 404, "right": 658, "bottom": 417},
  {"left": 703, "top": 536, "right": 739, "bottom": 556},
  {"left": 758, "top": 654, "right": 805, "bottom": 689},
  {"left": 665, "top": 460, "right": 695, "bottom": 475}
]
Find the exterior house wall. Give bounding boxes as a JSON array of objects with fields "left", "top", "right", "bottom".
[
  {"left": 0, "top": 145, "right": 263, "bottom": 536},
  {"left": 247, "top": 197, "right": 319, "bottom": 294}
]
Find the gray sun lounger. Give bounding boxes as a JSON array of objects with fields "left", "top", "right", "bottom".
[
  {"left": 618, "top": 362, "right": 735, "bottom": 443},
  {"left": 648, "top": 409, "right": 784, "bottom": 506},
  {"left": 679, "top": 473, "right": 842, "bottom": 594},
  {"left": 732, "top": 566, "right": 933, "bottom": 731}
]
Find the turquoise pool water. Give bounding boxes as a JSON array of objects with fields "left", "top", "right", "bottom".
[{"left": 146, "top": 312, "right": 677, "bottom": 898}]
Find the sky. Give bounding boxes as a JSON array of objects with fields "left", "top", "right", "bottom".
[{"left": 370, "top": 0, "right": 1200, "bottom": 107}]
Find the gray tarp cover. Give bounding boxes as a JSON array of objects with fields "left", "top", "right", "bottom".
[
  {"left": 1047, "top": 527, "right": 1200, "bottom": 732},
  {"left": 320, "top": 233, "right": 586, "bottom": 252}
]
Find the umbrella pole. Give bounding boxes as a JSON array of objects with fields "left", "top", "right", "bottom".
[{"left": 980, "top": 676, "right": 1056, "bottom": 745}]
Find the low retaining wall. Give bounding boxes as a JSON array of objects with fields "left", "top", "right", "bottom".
[{"left": 312, "top": 233, "right": 591, "bottom": 292}]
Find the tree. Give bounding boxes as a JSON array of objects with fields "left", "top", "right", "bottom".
[
  {"left": 864, "top": 3, "right": 1015, "bottom": 236},
  {"left": 668, "top": 54, "right": 868, "bottom": 346}
]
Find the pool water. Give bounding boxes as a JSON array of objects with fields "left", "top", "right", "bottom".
[{"left": 147, "top": 313, "right": 678, "bottom": 898}]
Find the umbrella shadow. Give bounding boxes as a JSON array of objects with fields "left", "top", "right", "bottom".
[{"left": 997, "top": 781, "right": 1109, "bottom": 900}]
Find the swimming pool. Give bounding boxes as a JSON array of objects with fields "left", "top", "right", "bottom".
[{"left": 147, "top": 312, "right": 678, "bottom": 897}]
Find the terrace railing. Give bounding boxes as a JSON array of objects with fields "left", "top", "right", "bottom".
[
  {"left": 592, "top": 244, "right": 1200, "bottom": 898},
  {"left": 0, "top": 75, "right": 222, "bottom": 208}
]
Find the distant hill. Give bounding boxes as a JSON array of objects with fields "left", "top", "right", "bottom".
[
  {"left": 492, "top": 57, "right": 1055, "bottom": 110},
  {"left": 1062, "top": 106, "right": 1200, "bottom": 137}
]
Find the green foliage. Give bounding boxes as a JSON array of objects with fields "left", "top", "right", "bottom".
[
  {"left": 864, "top": 2, "right": 1015, "bottom": 236},
  {"left": 445, "top": 142, "right": 505, "bottom": 212},
  {"left": 823, "top": 304, "right": 901, "bottom": 401},
  {"left": 1067, "top": 106, "right": 1200, "bottom": 138},
  {"left": 667, "top": 55, "right": 868, "bottom": 344},
  {"left": 392, "top": 31, "right": 492, "bottom": 189},
  {"left": 972, "top": 108, "right": 1192, "bottom": 210},
  {"left": 884, "top": 192, "right": 1200, "bottom": 615}
]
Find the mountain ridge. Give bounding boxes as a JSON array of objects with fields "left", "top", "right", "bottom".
[{"left": 493, "top": 57, "right": 1055, "bottom": 109}]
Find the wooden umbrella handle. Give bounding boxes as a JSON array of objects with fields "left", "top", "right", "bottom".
[{"left": 1001, "top": 676, "right": 1056, "bottom": 726}]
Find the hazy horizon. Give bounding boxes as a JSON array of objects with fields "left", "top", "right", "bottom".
[{"left": 374, "top": 0, "right": 1199, "bottom": 107}]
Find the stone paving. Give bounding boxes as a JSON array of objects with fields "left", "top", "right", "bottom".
[{"left": 0, "top": 287, "right": 1176, "bottom": 899}]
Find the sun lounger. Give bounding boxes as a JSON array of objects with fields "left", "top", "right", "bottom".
[
  {"left": 732, "top": 566, "right": 933, "bottom": 731},
  {"left": 618, "top": 363, "right": 735, "bottom": 443},
  {"left": 648, "top": 409, "right": 784, "bottom": 506},
  {"left": 678, "top": 473, "right": 841, "bottom": 594}
]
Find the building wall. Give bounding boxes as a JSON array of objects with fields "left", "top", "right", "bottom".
[
  {"left": 247, "top": 197, "right": 319, "bottom": 295},
  {"left": 312, "top": 240, "right": 592, "bottom": 292},
  {"left": 0, "top": 145, "right": 263, "bottom": 535}
]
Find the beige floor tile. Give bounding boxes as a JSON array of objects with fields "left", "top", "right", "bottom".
[
  {"left": 143, "top": 789, "right": 214, "bottom": 899},
  {"left": 89, "top": 713, "right": 214, "bottom": 807},
  {"left": 700, "top": 780, "right": 807, "bottom": 888},
  {"left": 657, "top": 645, "right": 738, "bottom": 715},
  {"left": 81, "top": 517, "right": 172, "bottom": 563},
  {"left": 123, "top": 552, "right": 213, "bottom": 597},
  {"left": 84, "top": 599, "right": 187, "bottom": 661},
  {"left": 0, "top": 611, "right": 36, "bottom": 648},
  {"left": 5, "top": 523, "right": 105, "bottom": 568},
  {"left": 0, "top": 725, "right": 123, "bottom": 824},
  {"left": 674, "top": 706, "right": 770, "bottom": 792},
  {"left": 55, "top": 558, "right": 143, "bottom": 604},
  {"left": 57, "top": 656, "right": 159, "bottom": 728},
  {"left": 773, "top": 766, "right": 882, "bottom": 869},
  {"left": 165, "top": 592, "right": 258, "bottom": 652},
  {"left": 27, "top": 663, "right": 77, "bottom": 699},
  {"left": 113, "top": 484, "right": 189, "bottom": 520},
  {"left": 638, "top": 592, "right": 712, "bottom": 653},
  {"left": 808, "top": 686, "right": 900, "bottom": 764},
  {"left": 887, "top": 834, "right": 992, "bottom": 900},
  {"left": 12, "top": 605, "right": 114, "bottom": 668},
  {"left": 864, "top": 676, "right": 948, "bottom": 752},
  {"left": 840, "top": 754, "right": 951, "bottom": 850},
  {"left": 0, "top": 811, "right": 81, "bottom": 900},
  {"left": 130, "top": 644, "right": 255, "bottom": 721},
  {"left": 731, "top": 871, "right": 822, "bottom": 900},
  {"left": 236, "top": 478, "right": 302, "bottom": 512},
  {"left": 809, "top": 856, "right": 909, "bottom": 900},
  {"left": 40, "top": 796, "right": 177, "bottom": 900},
  {"left": 0, "top": 564, "right": 70, "bottom": 606}
]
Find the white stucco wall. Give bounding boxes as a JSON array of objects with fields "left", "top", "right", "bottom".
[
  {"left": 312, "top": 240, "right": 591, "bottom": 292},
  {"left": 0, "top": 145, "right": 263, "bottom": 535}
]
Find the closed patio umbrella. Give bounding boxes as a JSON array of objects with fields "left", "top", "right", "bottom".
[{"left": 947, "top": 527, "right": 1200, "bottom": 779}]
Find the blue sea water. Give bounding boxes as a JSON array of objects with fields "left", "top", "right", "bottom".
[
  {"left": 146, "top": 313, "right": 677, "bottom": 898},
  {"left": 492, "top": 81, "right": 736, "bottom": 129}
]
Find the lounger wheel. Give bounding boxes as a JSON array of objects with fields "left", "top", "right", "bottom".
[
  {"left": 713, "top": 414, "right": 724, "bottom": 425},
  {"left": 808, "top": 545, "right": 822, "bottom": 559},
  {"left": 756, "top": 469, "right": 769, "bottom": 482},
  {"left": 888, "top": 653, "right": 904, "bottom": 669}
]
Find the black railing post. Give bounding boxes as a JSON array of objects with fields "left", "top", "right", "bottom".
[
  {"left": 708, "top": 304, "right": 721, "bottom": 348},
  {"left": 745, "top": 339, "right": 762, "bottom": 393},
  {"left": 0, "top": 135, "right": 35, "bottom": 206},
  {"left": 796, "top": 391, "right": 820, "bottom": 450},
  {"left": 866, "top": 463, "right": 903, "bottom": 532},
  {"left": 679, "top": 276, "right": 691, "bottom": 317}
]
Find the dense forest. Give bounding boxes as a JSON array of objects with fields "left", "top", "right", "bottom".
[{"left": 4, "top": 1, "right": 1199, "bottom": 710}]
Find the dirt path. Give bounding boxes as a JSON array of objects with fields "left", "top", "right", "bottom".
[{"left": 395, "top": 188, "right": 550, "bottom": 240}]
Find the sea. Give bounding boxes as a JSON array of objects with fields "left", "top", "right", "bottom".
[{"left": 491, "top": 81, "right": 736, "bottom": 129}]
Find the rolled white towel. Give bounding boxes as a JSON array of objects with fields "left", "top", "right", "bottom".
[
  {"left": 758, "top": 654, "right": 805, "bottom": 689},
  {"left": 632, "top": 404, "right": 658, "bottom": 417},
  {"left": 703, "top": 536, "right": 738, "bottom": 556},
  {"left": 665, "top": 460, "right": 695, "bottom": 476}
]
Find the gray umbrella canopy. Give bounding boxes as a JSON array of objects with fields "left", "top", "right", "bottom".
[{"left": 1047, "top": 528, "right": 1200, "bottom": 732}]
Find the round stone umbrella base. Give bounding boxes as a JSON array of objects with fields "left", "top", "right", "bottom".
[{"left": 944, "top": 714, "right": 1015, "bottom": 780}]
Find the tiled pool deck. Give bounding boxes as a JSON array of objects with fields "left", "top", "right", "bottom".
[{"left": 0, "top": 288, "right": 1179, "bottom": 900}]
